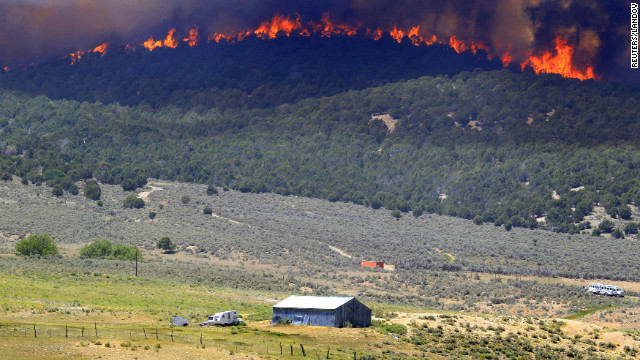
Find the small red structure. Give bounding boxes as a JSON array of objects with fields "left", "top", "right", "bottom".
[{"left": 361, "top": 261, "right": 384, "bottom": 269}]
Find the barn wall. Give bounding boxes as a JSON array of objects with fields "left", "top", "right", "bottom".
[
  {"left": 336, "top": 299, "right": 372, "bottom": 327},
  {"left": 272, "top": 308, "right": 337, "bottom": 327}
]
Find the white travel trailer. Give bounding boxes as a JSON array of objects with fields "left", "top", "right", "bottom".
[
  {"left": 200, "top": 310, "right": 243, "bottom": 326},
  {"left": 172, "top": 316, "right": 189, "bottom": 326},
  {"left": 588, "top": 283, "right": 625, "bottom": 297}
]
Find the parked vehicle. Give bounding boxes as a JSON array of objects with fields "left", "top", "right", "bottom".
[
  {"left": 172, "top": 316, "right": 189, "bottom": 326},
  {"left": 199, "top": 310, "right": 243, "bottom": 326},
  {"left": 587, "top": 283, "right": 625, "bottom": 297}
]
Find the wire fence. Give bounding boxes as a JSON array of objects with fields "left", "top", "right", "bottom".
[{"left": 0, "top": 322, "right": 378, "bottom": 359}]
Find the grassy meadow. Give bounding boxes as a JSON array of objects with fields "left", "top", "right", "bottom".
[{"left": 2, "top": 177, "right": 640, "bottom": 358}]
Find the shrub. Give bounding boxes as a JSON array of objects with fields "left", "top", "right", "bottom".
[
  {"left": 181, "top": 195, "right": 191, "bottom": 204},
  {"left": 203, "top": 207, "right": 213, "bottom": 215},
  {"left": 80, "top": 239, "right": 113, "bottom": 258},
  {"left": 598, "top": 219, "right": 614, "bottom": 233},
  {"left": 206, "top": 185, "right": 218, "bottom": 196},
  {"left": 15, "top": 234, "right": 58, "bottom": 256},
  {"left": 69, "top": 184, "right": 79, "bottom": 195},
  {"left": 111, "top": 244, "right": 142, "bottom": 261},
  {"left": 504, "top": 221, "right": 513, "bottom": 231},
  {"left": 52, "top": 185, "right": 64, "bottom": 197},
  {"left": 80, "top": 239, "right": 142, "bottom": 261},
  {"left": 157, "top": 237, "right": 176, "bottom": 252},
  {"left": 391, "top": 209, "right": 402, "bottom": 220},
  {"left": 624, "top": 222, "right": 638, "bottom": 234},
  {"left": 84, "top": 180, "right": 101, "bottom": 200},
  {"left": 123, "top": 195, "right": 145, "bottom": 209},
  {"left": 612, "top": 228, "right": 625, "bottom": 239},
  {"left": 149, "top": 211, "right": 157, "bottom": 221}
]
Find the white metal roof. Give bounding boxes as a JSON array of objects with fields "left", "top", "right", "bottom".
[{"left": 273, "top": 296, "right": 354, "bottom": 310}]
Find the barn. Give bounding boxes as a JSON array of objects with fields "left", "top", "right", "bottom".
[{"left": 272, "top": 296, "right": 371, "bottom": 328}]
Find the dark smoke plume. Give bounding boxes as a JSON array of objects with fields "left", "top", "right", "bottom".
[{"left": 0, "top": 0, "right": 635, "bottom": 85}]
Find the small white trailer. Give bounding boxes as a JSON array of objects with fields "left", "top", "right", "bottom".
[
  {"left": 199, "top": 310, "right": 243, "bottom": 326},
  {"left": 587, "top": 283, "right": 625, "bottom": 297},
  {"left": 172, "top": 316, "right": 189, "bottom": 326}
]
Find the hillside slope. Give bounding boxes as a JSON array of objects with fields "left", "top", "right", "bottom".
[{"left": 1, "top": 69, "right": 640, "bottom": 233}]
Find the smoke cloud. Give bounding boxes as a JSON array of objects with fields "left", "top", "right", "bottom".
[{"left": 0, "top": 0, "right": 634, "bottom": 85}]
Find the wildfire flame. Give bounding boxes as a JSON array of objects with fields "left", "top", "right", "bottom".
[
  {"left": 2, "top": 13, "right": 595, "bottom": 82},
  {"left": 183, "top": 26, "right": 199, "bottom": 47},
  {"left": 92, "top": 43, "right": 107, "bottom": 54},
  {"left": 501, "top": 45, "right": 513, "bottom": 67},
  {"left": 2, "top": 66, "right": 8, "bottom": 72},
  {"left": 521, "top": 35, "right": 595, "bottom": 81}
]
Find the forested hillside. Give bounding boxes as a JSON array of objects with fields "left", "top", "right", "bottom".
[
  {"left": 0, "top": 36, "right": 502, "bottom": 110},
  {"left": 0, "top": 39, "right": 639, "bottom": 234}
]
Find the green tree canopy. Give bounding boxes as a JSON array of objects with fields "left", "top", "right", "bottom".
[
  {"left": 156, "top": 237, "right": 176, "bottom": 252},
  {"left": 84, "top": 180, "right": 101, "bottom": 200},
  {"left": 15, "top": 234, "right": 58, "bottom": 256},
  {"left": 123, "top": 194, "right": 145, "bottom": 209}
]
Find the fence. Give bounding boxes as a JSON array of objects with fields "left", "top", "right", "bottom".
[{"left": 0, "top": 322, "right": 382, "bottom": 359}]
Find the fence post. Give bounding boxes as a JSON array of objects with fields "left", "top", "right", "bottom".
[
  {"left": 82, "top": 326, "right": 84, "bottom": 337},
  {"left": 300, "top": 344, "right": 306, "bottom": 357},
  {"left": 156, "top": 327, "right": 158, "bottom": 340},
  {"left": 280, "top": 342, "right": 282, "bottom": 355},
  {"left": 291, "top": 344, "right": 293, "bottom": 355},
  {"left": 143, "top": 327, "right": 147, "bottom": 339},
  {"left": 94, "top": 322, "right": 98, "bottom": 337},
  {"left": 66, "top": 325, "right": 68, "bottom": 338},
  {"left": 33, "top": 324, "right": 36, "bottom": 338},
  {"left": 200, "top": 333, "right": 203, "bottom": 345},
  {"left": 326, "top": 347, "right": 330, "bottom": 359},
  {"left": 171, "top": 329, "right": 174, "bottom": 342}
]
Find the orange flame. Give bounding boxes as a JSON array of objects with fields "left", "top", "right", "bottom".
[
  {"left": 501, "top": 45, "right": 513, "bottom": 67},
  {"left": 143, "top": 37, "right": 163, "bottom": 51},
  {"left": 521, "top": 35, "right": 595, "bottom": 81},
  {"left": 68, "top": 50, "right": 85, "bottom": 65},
  {"left": 92, "top": 43, "right": 108, "bottom": 55},
  {"left": 2, "top": 66, "right": 8, "bottom": 72},
  {"left": 390, "top": 26, "right": 406, "bottom": 43},
  {"left": 183, "top": 26, "right": 199, "bottom": 47},
  {"left": 59, "top": 14, "right": 597, "bottom": 81},
  {"left": 255, "top": 14, "right": 302, "bottom": 39},
  {"left": 143, "top": 29, "right": 178, "bottom": 51},
  {"left": 163, "top": 29, "right": 178, "bottom": 48},
  {"left": 449, "top": 35, "right": 467, "bottom": 53}
]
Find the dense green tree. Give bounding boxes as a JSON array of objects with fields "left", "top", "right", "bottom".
[
  {"left": 149, "top": 211, "right": 157, "bottom": 221},
  {"left": 84, "top": 180, "right": 101, "bottom": 200},
  {"left": 624, "top": 222, "right": 638, "bottom": 234},
  {"left": 15, "top": 234, "right": 58, "bottom": 256},
  {"left": 598, "top": 219, "right": 615, "bottom": 233},
  {"left": 52, "top": 185, "right": 64, "bottom": 197},
  {"left": 79, "top": 239, "right": 113, "bottom": 258},
  {"left": 612, "top": 228, "right": 625, "bottom": 239},
  {"left": 206, "top": 185, "right": 218, "bottom": 196},
  {"left": 156, "top": 237, "right": 176, "bottom": 252},
  {"left": 123, "top": 195, "right": 145, "bottom": 209}
]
